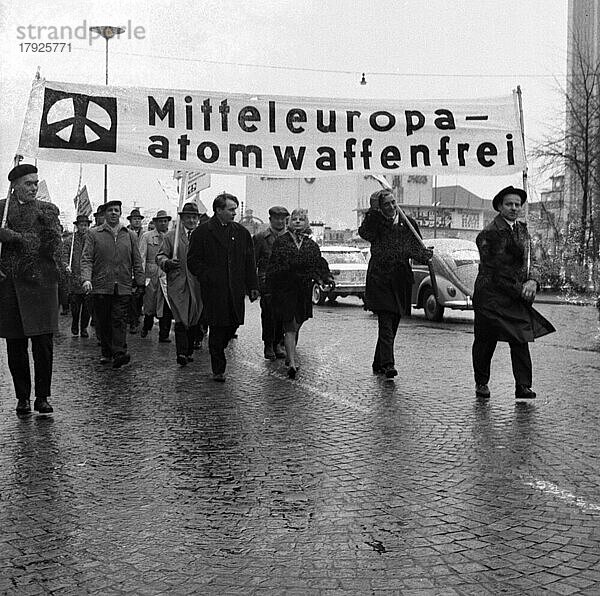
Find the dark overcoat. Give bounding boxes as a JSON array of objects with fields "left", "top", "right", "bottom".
[
  {"left": 187, "top": 216, "right": 258, "bottom": 327},
  {"left": 0, "top": 198, "right": 62, "bottom": 338},
  {"left": 358, "top": 208, "right": 431, "bottom": 315},
  {"left": 473, "top": 215, "right": 555, "bottom": 343},
  {"left": 266, "top": 230, "right": 331, "bottom": 324}
]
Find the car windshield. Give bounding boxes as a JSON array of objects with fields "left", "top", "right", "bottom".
[{"left": 324, "top": 251, "right": 366, "bottom": 264}]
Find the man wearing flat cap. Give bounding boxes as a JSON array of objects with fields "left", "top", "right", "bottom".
[
  {"left": 126, "top": 208, "right": 145, "bottom": 333},
  {"left": 81, "top": 200, "right": 145, "bottom": 368},
  {"left": 157, "top": 202, "right": 204, "bottom": 366},
  {"left": 62, "top": 214, "right": 92, "bottom": 338},
  {"left": 253, "top": 205, "right": 289, "bottom": 360},
  {"left": 0, "top": 163, "right": 62, "bottom": 415},
  {"left": 472, "top": 186, "right": 555, "bottom": 401},
  {"left": 139, "top": 210, "right": 173, "bottom": 341}
]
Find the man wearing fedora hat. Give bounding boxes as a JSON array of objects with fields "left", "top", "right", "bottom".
[
  {"left": 81, "top": 200, "right": 145, "bottom": 368},
  {"left": 92, "top": 204, "right": 106, "bottom": 228},
  {"left": 0, "top": 163, "right": 62, "bottom": 415},
  {"left": 139, "top": 210, "right": 173, "bottom": 341},
  {"left": 157, "top": 202, "right": 204, "bottom": 365},
  {"left": 472, "top": 185, "right": 555, "bottom": 401},
  {"left": 126, "top": 208, "right": 145, "bottom": 333},
  {"left": 62, "top": 214, "right": 92, "bottom": 338}
]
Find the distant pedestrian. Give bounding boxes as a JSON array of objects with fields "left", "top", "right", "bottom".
[
  {"left": 62, "top": 214, "right": 92, "bottom": 337},
  {"left": 157, "top": 202, "right": 204, "bottom": 366},
  {"left": 187, "top": 192, "right": 259, "bottom": 382},
  {"left": 81, "top": 200, "right": 145, "bottom": 368},
  {"left": 253, "top": 205, "right": 289, "bottom": 361},
  {"left": 92, "top": 204, "right": 106, "bottom": 229},
  {"left": 126, "top": 208, "right": 145, "bottom": 333},
  {"left": 58, "top": 227, "right": 71, "bottom": 315},
  {"left": 472, "top": 186, "right": 555, "bottom": 401},
  {"left": 266, "top": 208, "right": 333, "bottom": 379},
  {"left": 139, "top": 210, "right": 173, "bottom": 342},
  {"left": 0, "top": 163, "right": 62, "bottom": 415},
  {"left": 358, "top": 189, "right": 432, "bottom": 379}
]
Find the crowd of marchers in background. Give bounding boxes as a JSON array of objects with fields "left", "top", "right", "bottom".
[{"left": 1, "top": 163, "right": 553, "bottom": 417}]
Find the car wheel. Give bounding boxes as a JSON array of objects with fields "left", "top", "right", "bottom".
[
  {"left": 312, "top": 283, "right": 327, "bottom": 305},
  {"left": 423, "top": 287, "right": 444, "bottom": 322}
]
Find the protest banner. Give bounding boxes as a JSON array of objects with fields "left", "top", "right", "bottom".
[{"left": 18, "top": 78, "right": 525, "bottom": 177}]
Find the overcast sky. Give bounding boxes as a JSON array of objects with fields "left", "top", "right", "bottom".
[{"left": 0, "top": 0, "right": 568, "bottom": 224}]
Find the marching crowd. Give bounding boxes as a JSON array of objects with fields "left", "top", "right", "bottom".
[{"left": 0, "top": 163, "right": 553, "bottom": 416}]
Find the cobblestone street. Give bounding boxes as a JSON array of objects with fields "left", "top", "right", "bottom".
[{"left": 1, "top": 299, "right": 599, "bottom": 595}]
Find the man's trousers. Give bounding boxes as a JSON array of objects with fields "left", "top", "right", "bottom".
[
  {"left": 93, "top": 292, "right": 130, "bottom": 358},
  {"left": 208, "top": 325, "right": 238, "bottom": 375},
  {"left": 5, "top": 334, "right": 53, "bottom": 400},
  {"left": 472, "top": 336, "right": 532, "bottom": 387}
]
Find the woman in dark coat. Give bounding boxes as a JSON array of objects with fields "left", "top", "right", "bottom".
[
  {"left": 266, "top": 208, "right": 333, "bottom": 379},
  {"left": 358, "top": 189, "right": 433, "bottom": 378}
]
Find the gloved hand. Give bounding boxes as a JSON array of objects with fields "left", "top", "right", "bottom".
[
  {"left": 0, "top": 228, "right": 22, "bottom": 243},
  {"left": 424, "top": 247, "right": 434, "bottom": 261},
  {"left": 82, "top": 281, "right": 92, "bottom": 294},
  {"left": 164, "top": 258, "right": 180, "bottom": 272}
]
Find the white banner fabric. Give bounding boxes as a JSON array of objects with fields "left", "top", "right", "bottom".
[{"left": 18, "top": 79, "right": 526, "bottom": 177}]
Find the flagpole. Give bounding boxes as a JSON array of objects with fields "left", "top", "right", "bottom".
[
  {"left": 516, "top": 85, "right": 531, "bottom": 276},
  {"left": 172, "top": 172, "right": 188, "bottom": 260},
  {"left": 69, "top": 164, "right": 84, "bottom": 270},
  {"left": 0, "top": 155, "right": 24, "bottom": 281}
]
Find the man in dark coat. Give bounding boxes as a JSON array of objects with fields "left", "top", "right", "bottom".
[
  {"left": 253, "top": 205, "right": 289, "bottom": 360},
  {"left": 81, "top": 200, "right": 145, "bottom": 368},
  {"left": 358, "top": 189, "right": 433, "bottom": 379},
  {"left": 472, "top": 186, "right": 555, "bottom": 401},
  {"left": 0, "top": 164, "right": 62, "bottom": 415},
  {"left": 62, "top": 214, "right": 92, "bottom": 337},
  {"left": 187, "top": 192, "right": 259, "bottom": 381}
]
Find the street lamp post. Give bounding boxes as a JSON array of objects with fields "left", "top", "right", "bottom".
[{"left": 89, "top": 26, "right": 124, "bottom": 204}]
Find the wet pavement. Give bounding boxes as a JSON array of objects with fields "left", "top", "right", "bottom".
[{"left": 1, "top": 299, "right": 599, "bottom": 595}]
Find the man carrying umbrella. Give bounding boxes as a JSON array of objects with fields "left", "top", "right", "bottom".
[{"left": 472, "top": 186, "right": 555, "bottom": 401}]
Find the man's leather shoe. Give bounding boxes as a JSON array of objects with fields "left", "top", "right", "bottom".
[
  {"left": 80, "top": 329, "right": 89, "bottom": 338},
  {"left": 475, "top": 384, "right": 491, "bottom": 399},
  {"left": 274, "top": 343, "right": 286, "bottom": 359},
  {"left": 264, "top": 344, "right": 276, "bottom": 360},
  {"left": 158, "top": 337, "right": 171, "bottom": 343},
  {"left": 176, "top": 354, "right": 188, "bottom": 366},
  {"left": 100, "top": 355, "right": 111, "bottom": 364},
  {"left": 186, "top": 355, "right": 194, "bottom": 363},
  {"left": 287, "top": 366, "right": 297, "bottom": 379},
  {"left": 71, "top": 328, "right": 78, "bottom": 336},
  {"left": 140, "top": 328, "right": 149, "bottom": 338},
  {"left": 16, "top": 398, "right": 31, "bottom": 415},
  {"left": 33, "top": 398, "right": 53, "bottom": 414},
  {"left": 372, "top": 364, "right": 384, "bottom": 375},
  {"left": 384, "top": 366, "right": 398, "bottom": 378},
  {"left": 112, "top": 353, "right": 131, "bottom": 369},
  {"left": 212, "top": 373, "right": 225, "bottom": 382},
  {"left": 515, "top": 385, "right": 536, "bottom": 400}
]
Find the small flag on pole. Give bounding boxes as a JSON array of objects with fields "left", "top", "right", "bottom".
[{"left": 73, "top": 185, "right": 92, "bottom": 217}]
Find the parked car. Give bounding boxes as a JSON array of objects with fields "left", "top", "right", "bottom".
[
  {"left": 411, "top": 238, "right": 479, "bottom": 321},
  {"left": 312, "top": 245, "right": 368, "bottom": 305}
]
